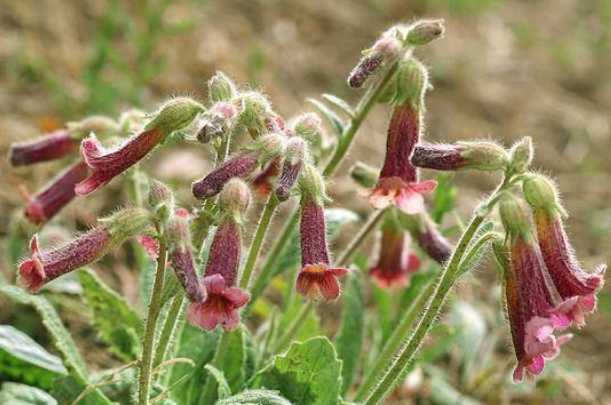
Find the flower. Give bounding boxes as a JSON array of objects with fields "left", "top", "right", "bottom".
[
  {"left": 523, "top": 175, "right": 605, "bottom": 327},
  {"left": 362, "top": 59, "right": 436, "bottom": 214},
  {"left": 410, "top": 141, "right": 509, "bottom": 172},
  {"left": 10, "top": 130, "right": 77, "bottom": 166},
  {"left": 369, "top": 215, "right": 420, "bottom": 287},
  {"left": 187, "top": 180, "right": 251, "bottom": 331},
  {"left": 296, "top": 196, "right": 347, "bottom": 300},
  {"left": 275, "top": 137, "right": 307, "bottom": 201},
  {"left": 411, "top": 218, "right": 452, "bottom": 264},
  {"left": 76, "top": 98, "right": 203, "bottom": 195},
  {"left": 19, "top": 208, "right": 152, "bottom": 293},
  {"left": 251, "top": 158, "right": 280, "bottom": 200},
  {"left": 22, "top": 161, "right": 89, "bottom": 224},
  {"left": 348, "top": 35, "right": 402, "bottom": 89},
  {"left": 499, "top": 195, "right": 572, "bottom": 381}
]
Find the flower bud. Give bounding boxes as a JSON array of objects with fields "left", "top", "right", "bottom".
[
  {"left": 254, "top": 132, "right": 286, "bottom": 164},
  {"left": 218, "top": 178, "right": 252, "bottom": 222},
  {"left": 349, "top": 162, "right": 378, "bottom": 188},
  {"left": 275, "top": 137, "right": 308, "bottom": 201},
  {"left": 405, "top": 19, "right": 445, "bottom": 45},
  {"left": 236, "top": 92, "right": 275, "bottom": 139},
  {"left": 144, "top": 97, "right": 204, "bottom": 135},
  {"left": 411, "top": 141, "right": 509, "bottom": 172},
  {"left": 299, "top": 163, "right": 326, "bottom": 203},
  {"left": 67, "top": 116, "right": 119, "bottom": 140},
  {"left": 9, "top": 130, "right": 77, "bottom": 166},
  {"left": 196, "top": 102, "right": 237, "bottom": 144},
  {"left": 499, "top": 193, "right": 532, "bottom": 240},
  {"left": 509, "top": 137, "right": 533, "bottom": 174},
  {"left": 292, "top": 113, "right": 322, "bottom": 142},
  {"left": 208, "top": 71, "right": 237, "bottom": 103},
  {"left": 522, "top": 174, "right": 563, "bottom": 216},
  {"left": 192, "top": 151, "right": 259, "bottom": 200},
  {"left": 148, "top": 179, "right": 175, "bottom": 221},
  {"left": 348, "top": 35, "right": 402, "bottom": 89},
  {"left": 98, "top": 208, "right": 154, "bottom": 243}
]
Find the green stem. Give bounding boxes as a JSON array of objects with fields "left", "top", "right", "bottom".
[
  {"left": 153, "top": 289, "right": 186, "bottom": 368},
  {"left": 362, "top": 176, "right": 512, "bottom": 405},
  {"left": 239, "top": 195, "right": 279, "bottom": 289},
  {"left": 272, "top": 303, "right": 314, "bottom": 353},
  {"left": 138, "top": 242, "right": 167, "bottom": 405}
]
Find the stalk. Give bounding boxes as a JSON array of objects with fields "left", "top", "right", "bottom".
[
  {"left": 138, "top": 243, "right": 168, "bottom": 405},
  {"left": 153, "top": 290, "right": 186, "bottom": 368}
]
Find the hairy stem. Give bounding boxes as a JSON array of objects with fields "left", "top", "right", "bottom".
[
  {"left": 153, "top": 289, "right": 186, "bottom": 368},
  {"left": 138, "top": 242, "right": 167, "bottom": 405}
]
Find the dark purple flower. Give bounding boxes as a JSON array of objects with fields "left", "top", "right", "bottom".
[
  {"left": 23, "top": 161, "right": 89, "bottom": 224},
  {"left": 348, "top": 37, "right": 401, "bottom": 89},
  {"left": 296, "top": 197, "right": 347, "bottom": 300},
  {"left": 412, "top": 220, "right": 452, "bottom": 264},
  {"left": 411, "top": 142, "right": 508, "bottom": 172},
  {"left": 275, "top": 137, "right": 307, "bottom": 201},
  {"left": 193, "top": 151, "right": 259, "bottom": 200},
  {"left": 10, "top": 130, "right": 77, "bottom": 166}
]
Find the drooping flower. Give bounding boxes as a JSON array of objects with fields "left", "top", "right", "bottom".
[
  {"left": 18, "top": 208, "right": 152, "bottom": 293},
  {"left": 192, "top": 133, "right": 286, "bottom": 200},
  {"left": 76, "top": 98, "right": 204, "bottom": 195},
  {"left": 362, "top": 58, "right": 436, "bottom": 215},
  {"left": 167, "top": 208, "right": 206, "bottom": 303},
  {"left": 187, "top": 179, "right": 251, "bottom": 331},
  {"left": 523, "top": 175, "right": 605, "bottom": 327},
  {"left": 499, "top": 194, "right": 572, "bottom": 381},
  {"left": 22, "top": 161, "right": 89, "bottom": 224},
  {"left": 410, "top": 141, "right": 509, "bottom": 173},
  {"left": 369, "top": 214, "right": 420, "bottom": 287},
  {"left": 275, "top": 137, "right": 308, "bottom": 201},
  {"left": 398, "top": 211, "right": 452, "bottom": 264},
  {"left": 296, "top": 165, "right": 347, "bottom": 300}
]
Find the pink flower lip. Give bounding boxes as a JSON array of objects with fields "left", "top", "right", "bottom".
[
  {"left": 10, "top": 130, "right": 76, "bottom": 166},
  {"left": 296, "top": 263, "right": 348, "bottom": 301},
  {"left": 76, "top": 128, "right": 164, "bottom": 196},
  {"left": 362, "top": 177, "right": 436, "bottom": 214},
  {"left": 18, "top": 236, "right": 46, "bottom": 293},
  {"left": 187, "top": 274, "right": 250, "bottom": 331}
]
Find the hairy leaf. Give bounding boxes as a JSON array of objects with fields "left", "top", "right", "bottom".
[
  {"left": 335, "top": 271, "right": 365, "bottom": 394},
  {"left": 0, "top": 382, "right": 56, "bottom": 405},
  {"left": 215, "top": 389, "right": 293, "bottom": 405},
  {"left": 78, "top": 269, "right": 142, "bottom": 361},
  {"left": 204, "top": 365, "right": 231, "bottom": 400},
  {"left": 321, "top": 94, "right": 355, "bottom": 117},
  {"left": 307, "top": 98, "right": 345, "bottom": 137},
  {"left": 253, "top": 337, "right": 342, "bottom": 405}
]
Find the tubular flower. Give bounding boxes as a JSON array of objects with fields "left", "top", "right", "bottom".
[
  {"left": 362, "top": 59, "right": 436, "bottom": 214},
  {"left": 275, "top": 137, "right": 307, "bottom": 201},
  {"left": 370, "top": 215, "right": 420, "bottom": 288},
  {"left": 251, "top": 158, "right": 280, "bottom": 200},
  {"left": 296, "top": 165, "right": 347, "bottom": 300},
  {"left": 192, "top": 133, "right": 286, "bottom": 200},
  {"left": 10, "top": 130, "right": 77, "bottom": 166},
  {"left": 167, "top": 208, "right": 206, "bottom": 303},
  {"left": 22, "top": 161, "right": 89, "bottom": 224},
  {"left": 523, "top": 175, "right": 605, "bottom": 327},
  {"left": 348, "top": 35, "right": 401, "bottom": 89},
  {"left": 18, "top": 208, "right": 152, "bottom": 293},
  {"left": 499, "top": 195, "right": 572, "bottom": 382},
  {"left": 410, "top": 141, "right": 509, "bottom": 173},
  {"left": 399, "top": 212, "right": 452, "bottom": 264},
  {"left": 188, "top": 179, "right": 251, "bottom": 331},
  {"left": 76, "top": 98, "right": 203, "bottom": 195}
]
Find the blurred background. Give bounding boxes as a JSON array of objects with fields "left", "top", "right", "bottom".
[{"left": 1, "top": 0, "right": 610, "bottom": 404}]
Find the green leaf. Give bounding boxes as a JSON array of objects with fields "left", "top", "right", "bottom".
[
  {"left": 168, "top": 326, "right": 220, "bottom": 405},
  {"left": 321, "top": 94, "right": 355, "bottom": 117},
  {"left": 253, "top": 337, "right": 342, "bottom": 405},
  {"left": 205, "top": 365, "right": 232, "bottom": 400},
  {"left": 277, "top": 296, "right": 321, "bottom": 344},
  {"left": 0, "top": 325, "right": 66, "bottom": 388},
  {"left": 307, "top": 98, "right": 344, "bottom": 137},
  {"left": 78, "top": 269, "right": 142, "bottom": 361},
  {"left": 51, "top": 374, "right": 116, "bottom": 405},
  {"left": 215, "top": 326, "right": 246, "bottom": 392},
  {"left": 335, "top": 271, "right": 365, "bottom": 395},
  {"left": 431, "top": 173, "right": 457, "bottom": 224},
  {"left": 215, "top": 389, "right": 293, "bottom": 405},
  {"left": 0, "top": 286, "right": 87, "bottom": 378},
  {"left": 0, "top": 382, "right": 56, "bottom": 405}
]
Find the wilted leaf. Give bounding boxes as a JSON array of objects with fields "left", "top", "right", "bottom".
[
  {"left": 253, "top": 337, "right": 342, "bottom": 405},
  {"left": 0, "top": 382, "right": 56, "bottom": 405},
  {"left": 78, "top": 269, "right": 142, "bottom": 361},
  {"left": 335, "top": 271, "right": 365, "bottom": 394}
]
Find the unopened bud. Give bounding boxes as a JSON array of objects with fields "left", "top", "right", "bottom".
[
  {"left": 509, "top": 137, "right": 533, "bottom": 174},
  {"left": 492, "top": 241, "right": 511, "bottom": 275},
  {"left": 208, "top": 71, "right": 237, "bottom": 103},
  {"left": 145, "top": 97, "right": 205, "bottom": 135},
  {"left": 498, "top": 193, "right": 532, "bottom": 239},
  {"left": 522, "top": 174, "right": 563, "bottom": 216},
  {"left": 293, "top": 113, "right": 322, "bottom": 141},
  {"left": 219, "top": 178, "right": 251, "bottom": 221},
  {"left": 350, "top": 162, "right": 378, "bottom": 188},
  {"left": 299, "top": 163, "right": 326, "bottom": 203},
  {"left": 254, "top": 133, "right": 286, "bottom": 164},
  {"left": 390, "top": 57, "right": 429, "bottom": 107},
  {"left": 348, "top": 36, "right": 402, "bottom": 89},
  {"left": 166, "top": 208, "right": 191, "bottom": 248},
  {"left": 148, "top": 179, "right": 175, "bottom": 221},
  {"left": 275, "top": 137, "right": 308, "bottom": 201},
  {"left": 236, "top": 92, "right": 275, "bottom": 139},
  {"left": 411, "top": 141, "right": 509, "bottom": 172},
  {"left": 99, "top": 208, "right": 153, "bottom": 242},
  {"left": 405, "top": 19, "right": 445, "bottom": 45},
  {"left": 67, "top": 116, "right": 118, "bottom": 139},
  {"left": 196, "top": 102, "right": 237, "bottom": 144}
]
